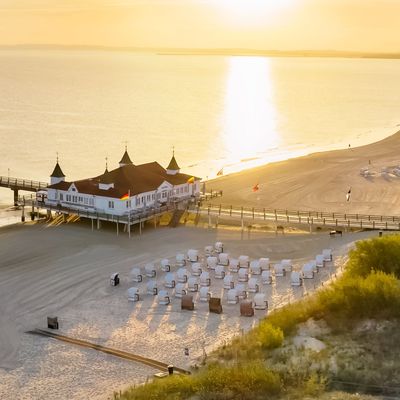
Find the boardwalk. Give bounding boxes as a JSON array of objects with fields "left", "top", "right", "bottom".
[{"left": 0, "top": 176, "right": 47, "bottom": 205}]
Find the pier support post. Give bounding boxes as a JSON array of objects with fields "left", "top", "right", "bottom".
[
  {"left": 128, "top": 221, "right": 131, "bottom": 238},
  {"left": 21, "top": 205, "right": 25, "bottom": 222},
  {"left": 13, "top": 189, "right": 18, "bottom": 206},
  {"left": 97, "top": 218, "right": 100, "bottom": 230},
  {"left": 91, "top": 218, "right": 94, "bottom": 231},
  {"left": 116, "top": 221, "right": 119, "bottom": 236}
]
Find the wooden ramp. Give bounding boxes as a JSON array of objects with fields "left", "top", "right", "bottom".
[{"left": 26, "top": 328, "right": 191, "bottom": 375}]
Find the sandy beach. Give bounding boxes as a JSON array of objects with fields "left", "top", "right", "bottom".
[{"left": 0, "top": 133, "right": 399, "bottom": 399}]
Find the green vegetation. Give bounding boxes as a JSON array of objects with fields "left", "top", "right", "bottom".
[{"left": 117, "top": 234, "right": 400, "bottom": 400}]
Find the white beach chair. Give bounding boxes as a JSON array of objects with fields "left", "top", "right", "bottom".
[
  {"left": 177, "top": 267, "right": 189, "bottom": 283},
  {"left": 309, "top": 259, "right": 318, "bottom": 273},
  {"left": 229, "top": 258, "right": 240, "bottom": 273},
  {"left": 247, "top": 277, "right": 259, "bottom": 293},
  {"left": 281, "top": 259, "right": 292, "bottom": 272},
  {"left": 214, "top": 241, "right": 224, "bottom": 254},
  {"left": 261, "top": 270, "right": 272, "bottom": 285},
  {"left": 250, "top": 260, "right": 261, "bottom": 275},
  {"left": 291, "top": 271, "right": 303, "bottom": 286},
  {"left": 145, "top": 263, "right": 156, "bottom": 278},
  {"left": 259, "top": 258, "right": 270, "bottom": 271},
  {"left": 316, "top": 254, "right": 325, "bottom": 269},
  {"left": 322, "top": 249, "right": 333, "bottom": 262},
  {"left": 274, "top": 263, "right": 286, "bottom": 277},
  {"left": 218, "top": 252, "right": 230, "bottom": 266},
  {"left": 160, "top": 258, "right": 171, "bottom": 273},
  {"left": 236, "top": 283, "right": 247, "bottom": 300},
  {"left": 238, "top": 268, "right": 249, "bottom": 282},
  {"left": 188, "top": 276, "right": 199, "bottom": 292},
  {"left": 207, "top": 256, "right": 218, "bottom": 270},
  {"left": 214, "top": 265, "right": 225, "bottom": 279},
  {"left": 146, "top": 280, "right": 158, "bottom": 295},
  {"left": 164, "top": 272, "right": 176, "bottom": 288},
  {"left": 191, "top": 262, "right": 202, "bottom": 276},
  {"left": 223, "top": 274, "right": 235, "bottom": 290},
  {"left": 238, "top": 255, "right": 250, "bottom": 268},
  {"left": 302, "top": 263, "right": 315, "bottom": 279},
  {"left": 200, "top": 271, "right": 211, "bottom": 287},
  {"left": 253, "top": 293, "right": 268, "bottom": 310},
  {"left": 199, "top": 286, "right": 211, "bottom": 302},
  {"left": 130, "top": 267, "right": 143, "bottom": 283},
  {"left": 127, "top": 287, "right": 140, "bottom": 302},
  {"left": 158, "top": 290, "right": 170, "bottom": 305},
  {"left": 110, "top": 272, "right": 120, "bottom": 286},
  {"left": 227, "top": 289, "right": 239, "bottom": 304},
  {"left": 174, "top": 283, "right": 187, "bottom": 298},
  {"left": 176, "top": 253, "right": 186, "bottom": 267},
  {"left": 204, "top": 245, "right": 214, "bottom": 256},
  {"left": 187, "top": 249, "right": 199, "bottom": 262}
]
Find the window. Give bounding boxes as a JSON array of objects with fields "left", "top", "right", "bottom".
[
  {"left": 162, "top": 192, "right": 167, "bottom": 198},
  {"left": 147, "top": 194, "right": 150, "bottom": 201},
  {"left": 136, "top": 198, "right": 140, "bottom": 206},
  {"left": 152, "top": 194, "right": 155, "bottom": 200},
  {"left": 89, "top": 198, "right": 94, "bottom": 206},
  {"left": 60, "top": 193, "right": 64, "bottom": 201},
  {"left": 79, "top": 196, "right": 83, "bottom": 202},
  {"left": 126, "top": 200, "right": 131, "bottom": 208},
  {"left": 84, "top": 198, "right": 88, "bottom": 205},
  {"left": 72, "top": 196, "right": 77, "bottom": 203},
  {"left": 108, "top": 201, "right": 114, "bottom": 209}
]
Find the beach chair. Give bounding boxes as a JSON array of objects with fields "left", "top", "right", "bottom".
[
  {"left": 204, "top": 245, "right": 214, "bottom": 256},
  {"left": 164, "top": 272, "right": 176, "bottom": 288},
  {"left": 254, "top": 293, "right": 268, "bottom": 310},
  {"left": 191, "top": 262, "right": 202, "bottom": 276},
  {"left": 218, "top": 252, "right": 230, "bottom": 266},
  {"left": 130, "top": 267, "right": 143, "bottom": 283},
  {"left": 199, "top": 286, "right": 211, "bottom": 302},
  {"left": 309, "top": 259, "right": 318, "bottom": 273},
  {"left": 250, "top": 260, "right": 261, "bottom": 275},
  {"left": 160, "top": 258, "right": 171, "bottom": 272},
  {"left": 302, "top": 263, "right": 315, "bottom": 279},
  {"left": 147, "top": 280, "right": 158, "bottom": 295},
  {"left": 127, "top": 287, "right": 140, "bottom": 302},
  {"left": 145, "top": 263, "right": 156, "bottom": 278},
  {"left": 259, "top": 258, "right": 270, "bottom": 271},
  {"left": 207, "top": 256, "right": 218, "bottom": 270},
  {"left": 200, "top": 271, "right": 211, "bottom": 287},
  {"left": 176, "top": 253, "right": 186, "bottom": 267},
  {"left": 238, "top": 268, "right": 249, "bottom": 282},
  {"left": 227, "top": 289, "right": 239, "bottom": 304},
  {"left": 181, "top": 295, "right": 194, "bottom": 311},
  {"left": 214, "top": 241, "right": 224, "bottom": 253},
  {"left": 274, "top": 263, "right": 286, "bottom": 277},
  {"left": 158, "top": 290, "right": 170, "bottom": 305},
  {"left": 229, "top": 258, "right": 240, "bottom": 273},
  {"left": 188, "top": 276, "right": 199, "bottom": 292},
  {"left": 261, "top": 270, "right": 272, "bottom": 285},
  {"left": 281, "top": 259, "right": 292, "bottom": 272},
  {"left": 322, "top": 249, "right": 333, "bottom": 262},
  {"left": 174, "top": 283, "right": 187, "bottom": 298},
  {"left": 240, "top": 300, "right": 254, "bottom": 317},
  {"left": 248, "top": 277, "right": 259, "bottom": 293},
  {"left": 187, "top": 249, "right": 199, "bottom": 262},
  {"left": 236, "top": 283, "right": 247, "bottom": 299},
  {"left": 238, "top": 255, "right": 250, "bottom": 268},
  {"left": 110, "top": 272, "right": 120, "bottom": 286},
  {"left": 316, "top": 255, "right": 325, "bottom": 269},
  {"left": 223, "top": 274, "right": 235, "bottom": 289},
  {"left": 209, "top": 297, "right": 222, "bottom": 314},
  {"left": 177, "top": 267, "right": 189, "bottom": 283},
  {"left": 291, "top": 271, "right": 303, "bottom": 286},
  {"left": 215, "top": 265, "right": 225, "bottom": 279}
]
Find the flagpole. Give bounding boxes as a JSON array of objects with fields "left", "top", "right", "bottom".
[{"left": 128, "top": 189, "right": 131, "bottom": 239}]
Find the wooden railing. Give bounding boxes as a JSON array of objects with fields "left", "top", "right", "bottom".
[{"left": 0, "top": 176, "right": 48, "bottom": 191}]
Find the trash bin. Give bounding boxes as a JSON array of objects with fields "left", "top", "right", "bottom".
[
  {"left": 167, "top": 365, "right": 174, "bottom": 375},
  {"left": 379, "top": 231, "right": 383, "bottom": 237}
]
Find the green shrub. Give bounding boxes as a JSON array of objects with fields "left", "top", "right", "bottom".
[{"left": 255, "top": 321, "right": 284, "bottom": 350}]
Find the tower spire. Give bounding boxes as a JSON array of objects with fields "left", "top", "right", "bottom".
[{"left": 166, "top": 147, "right": 180, "bottom": 175}]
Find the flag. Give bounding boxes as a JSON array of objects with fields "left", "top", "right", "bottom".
[
  {"left": 252, "top": 183, "right": 259, "bottom": 192},
  {"left": 217, "top": 168, "right": 224, "bottom": 176},
  {"left": 187, "top": 176, "right": 195, "bottom": 184},
  {"left": 120, "top": 193, "right": 129, "bottom": 200},
  {"left": 346, "top": 187, "right": 351, "bottom": 202}
]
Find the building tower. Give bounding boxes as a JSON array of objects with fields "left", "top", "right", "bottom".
[
  {"left": 166, "top": 147, "right": 180, "bottom": 175},
  {"left": 50, "top": 155, "right": 65, "bottom": 185},
  {"left": 119, "top": 146, "right": 133, "bottom": 167}
]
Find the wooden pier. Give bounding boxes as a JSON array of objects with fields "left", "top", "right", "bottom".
[{"left": 0, "top": 176, "right": 47, "bottom": 205}]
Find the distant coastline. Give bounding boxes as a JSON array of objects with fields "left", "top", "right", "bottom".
[{"left": 2, "top": 44, "right": 400, "bottom": 60}]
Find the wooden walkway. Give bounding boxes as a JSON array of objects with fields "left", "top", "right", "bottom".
[
  {"left": 27, "top": 328, "right": 191, "bottom": 375},
  {"left": 0, "top": 176, "right": 48, "bottom": 205}
]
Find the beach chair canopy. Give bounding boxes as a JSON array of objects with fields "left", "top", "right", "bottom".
[
  {"left": 291, "top": 271, "right": 302, "bottom": 285},
  {"left": 145, "top": 264, "right": 156, "bottom": 277},
  {"left": 176, "top": 253, "right": 186, "bottom": 265},
  {"left": 164, "top": 273, "right": 176, "bottom": 287},
  {"left": 281, "top": 259, "right": 292, "bottom": 271},
  {"left": 259, "top": 258, "right": 270, "bottom": 270},
  {"left": 322, "top": 249, "right": 332, "bottom": 261},
  {"left": 254, "top": 293, "right": 268, "bottom": 310},
  {"left": 229, "top": 258, "right": 240, "bottom": 272},
  {"left": 236, "top": 283, "right": 247, "bottom": 298},
  {"left": 240, "top": 300, "right": 254, "bottom": 317},
  {"left": 200, "top": 271, "right": 211, "bottom": 286},
  {"left": 214, "top": 241, "right": 224, "bottom": 252},
  {"left": 218, "top": 252, "right": 230, "bottom": 266},
  {"left": 181, "top": 295, "right": 194, "bottom": 311},
  {"left": 223, "top": 274, "right": 234, "bottom": 289},
  {"left": 191, "top": 262, "right": 202, "bottom": 276},
  {"left": 130, "top": 267, "right": 142, "bottom": 282},
  {"left": 274, "top": 263, "right": 285, "bottom": 276},
  {"left": 160, "top": 259, "right": 171, "bottom": 272},
  {"left": 177, "top": 267, "right": 189, "bottom": 282},
  {"left": 302, "top": 263, "right": 314, "bottom": 278},
  {"left": 187, "top": 249, "right": 199, "bottom": 262},
  {"left": 147, "top": 280, "right": 158, "bottom": 294},
  {"left": 158, "top": 290, "right": 170, "bottom": 305},
  {"left": 127, "top": 287, "right": 139, "bottom": 301},
  {"left": 238, "top": 268, "right": 249, "bottom": 282},
  {"left": 248, "top": 277, "right": 259, "bottom": 292},
  {"left": 215, "top": 265, "right": 225, "bottom": 278},
  {"left": 199, "top": 286, "right": 211, "bottom": 301},
  {"left": 316, "top": 254, "right": 325, "bottom": 267},
  {"left": 261, "top": 270, "right": 272, "bottom": 284},
  {"left": 204, "top": 245, "right": 214, "bottom": 255},
  {"left": 209, "top": 297, "right": 222, "bottom": 314},
  {"left": 175, "top": 283, "right": 187, "bottom": 297},
  {"left": 238, "top": 255, "right": 250, "bottom": 267},
  {"left": 188, "top": 276, "right": 199, "bottom": 291},
  {"left": 227, "top": 288, "right": 239, "bottom": 304},
  {"left": 250, "top": 260, "right": 261, "bottom": 275},
  {"left": 207, "top": 256, "right": 218, "bottom": 269}
]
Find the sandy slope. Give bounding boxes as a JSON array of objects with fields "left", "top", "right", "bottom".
[
  {"left": 0, "top": 221, "right": 377, "bottom": 399},
  {"left": 208, "top": 130, "right": 400, "bottom": 215}
]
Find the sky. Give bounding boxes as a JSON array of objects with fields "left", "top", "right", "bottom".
[{"left": 0, "top": 0, "right": 399, "bottom": 52}]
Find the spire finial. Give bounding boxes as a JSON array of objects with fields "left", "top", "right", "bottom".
[
  {"left": 172, "top": 145, "right": 175, "bottom": 157},
  {"left": 56, "top": 152, "right": 59, "bottom": 163},
  {"left": 124, "top": 140, "right": 128, "bottom": 152},
  {"left": 105, "top": 156, "right": 108, "bottom": 170}
]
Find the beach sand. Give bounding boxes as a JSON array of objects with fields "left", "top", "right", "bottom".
[
  {"left": 1, "top": 132, "right": 399, "bottom": 399},
  {"left": 208, "top": 130, "right": 400, "bottom": 215}
]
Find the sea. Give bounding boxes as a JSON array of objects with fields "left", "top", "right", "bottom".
[{"left": 1, "top": 50, "right": 400, "bottom": 224}]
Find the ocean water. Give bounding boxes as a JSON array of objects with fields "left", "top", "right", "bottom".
[{"left": 1, "top": 50, "right": 400, "bottom": 207}]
